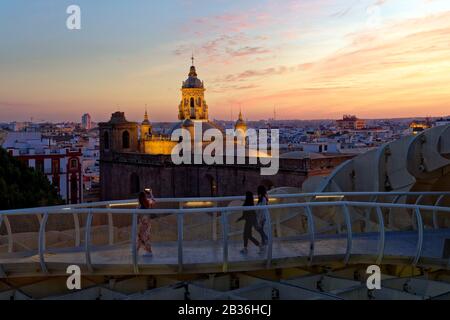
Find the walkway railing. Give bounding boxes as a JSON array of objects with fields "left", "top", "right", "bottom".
[
  {"left": 1, "top": 191, "right": 449, "bottom": 214},
  {"left": 0, "top": 192, "right": 450, "bottom": 277}
]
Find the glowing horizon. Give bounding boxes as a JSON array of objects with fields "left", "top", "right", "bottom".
[{"left": 1, "top": 0, "right": 450, "bottom": 123}]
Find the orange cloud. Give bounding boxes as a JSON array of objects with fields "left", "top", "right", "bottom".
[{"left": 209, "top": 11, "right": 450, "bottom": 120}]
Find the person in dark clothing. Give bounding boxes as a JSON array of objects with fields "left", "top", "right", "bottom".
[{"left": 236, "top": 191, "right": 260, "bottom": 254}]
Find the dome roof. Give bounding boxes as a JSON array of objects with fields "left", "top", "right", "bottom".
[
  {"left": 170, "top": 120, "right": 223, "bottom": 134},
  {"left": 182, "top": 66, "right": 204, "bottom": 89},
  {"left": 235, "top": 111, "right": 246, "bottom": 127},
  {"left": 108, "top": 111, "right": 131, "bottom": 124}
]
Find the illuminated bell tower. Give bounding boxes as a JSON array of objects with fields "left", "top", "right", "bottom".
[
  {"left": 140, "top": 109, "right": 152, "bottom": 139},
  {"left": 178, "top": 56, "right": 208, "bottom": 121}
]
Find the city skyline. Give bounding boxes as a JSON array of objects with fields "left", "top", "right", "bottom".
[{"left": 1, "top": 0, "right": 450, "bottom": 122}]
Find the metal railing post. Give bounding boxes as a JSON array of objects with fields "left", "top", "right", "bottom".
[
  {"left": 108, "top": 207, "right": 114, "bottom": 245},
  {"left": 388, "top": 195, "right": 403, "bottom": 228},
  {"left": 222, "top": 210, "right": 229, "bottom": 273},
  {"left": 0, "top": 216, "right": 6, "bottom": 277},
  {"left": 131, "top": 209, "right": 139, "bottom": 274},
  {"left": 305, "top": 206, "right": 315, "bottom": 266},
  {"left": 364, "top": 195, "right": 378, "bottom": 232},
  {"left": 72, "top": 213, "right": 81, "bottom": 247},
  {"left": 412, "top": 195, "right": 424, "bottom": 231},
  {"left": 433, "top": 195, "right": 445, "bottom": 229},
  {"left": 177, "top": 211, "right": 184, "bottom": 273},
  {"left": 38, "top": 212, "right": 49, "bottom": 274},
  {"left": 266, "top": 207, "right": 273, "bottom": 269},
  {"left": 412, "top": 207, "right": 424, "bottom": 266},
  {"left": 85, "top": 211, "right": 94, "bottom": 273},
  {"left": 375, "top": 207, "right": 386, "bottom": 264},
  {"left": 342, "top": 205, "right": 352, "bottom": 264},
  {"left": 276, "top": 211, "right": 282, "bottom": 238},
  {"left": 212, "top": 202, "right": 218, "bottom": 242},
  {"left": 415, "top": 195, "right": 424, "bottom": 205},
  {"left": 3, "top": 216, "right": 13, "bottom": 254}
]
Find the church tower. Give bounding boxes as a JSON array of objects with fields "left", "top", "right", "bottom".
[
  {"left": 235, "top": 110, "right": 247, "bottom": 134},
  {"left": 140, "top": 109, "right": 152, "bottom": 139},
  {"left": 235, "top": 110, "right": 247, "bottom": 147},
  {"left": 99, "top": 111, "right": 139, "bottom": 155},
  {"left": 178, "top": 56, "right": 208, "bottom": 121}
]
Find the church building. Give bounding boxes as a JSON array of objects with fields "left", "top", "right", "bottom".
[{"left": 99, "top": 60, "right": 352, "bottom": 200}]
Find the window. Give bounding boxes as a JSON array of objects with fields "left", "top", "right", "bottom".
[
  {"left": 52, "top": 159, "right": 60, "bottom": 174},
  {"left": 190, "top": 98, "right": 195, "bottom": 118},
  {"left": 70, "top": 159, "right": 78, "bottom": 169},
  {"left": 122, "top": 131, "right": 130, "bottom": 149},
  {"left": 35, "top": 159, "right": 44, "bottom": 173},
  {"left": 103, "top": 131, "right": 110, "bottom": 150},
  {"left": 70, "top": 173, "right": 78, "bottom": 204}
]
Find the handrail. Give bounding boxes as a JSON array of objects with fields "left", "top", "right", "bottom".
[
  {"left": 1, "top": 201, "right": 448, "bottom": 216},
  {"left": 1, "top": 192, "right": 450, "bottom": 215}
]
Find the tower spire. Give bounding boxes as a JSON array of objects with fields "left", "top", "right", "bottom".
[
  {"left": 144, "top": 108, "right": 149, "bottom": 121},
  {"left": 188, "top": 54, "right": 197, "bottom": 77},
  {"left": 142, "top": 104, "right": 150, "bottom": 124}
]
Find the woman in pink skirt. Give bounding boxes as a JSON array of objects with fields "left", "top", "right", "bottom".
[{"left": 137, "top": 191, "right": 153, "bottom": 256}]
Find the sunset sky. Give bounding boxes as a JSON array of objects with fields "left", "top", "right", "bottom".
[{"left": 1, "top": 0, "right": 450, "bottom": 122}]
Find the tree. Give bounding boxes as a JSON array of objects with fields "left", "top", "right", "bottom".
[{"left": 0, "top": 148, "right": 63, "bottom": 210}]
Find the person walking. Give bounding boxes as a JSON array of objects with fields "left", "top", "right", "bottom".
[
  {"left": 236, "top": 191, "right": 260, "bottom": 254},
  {"left": 256, "top": 185, "right": 269, "bottom": 250},
  {"left": 137, "top": 191, "right": 153, "bottom": 257}
]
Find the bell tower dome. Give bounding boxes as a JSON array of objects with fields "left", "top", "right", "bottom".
[
  {"left": 235, "top": 110, "right": 247, "bottom": 134},
  {"left": 178, "top": 56, "right": 208, "bottom": 121}
]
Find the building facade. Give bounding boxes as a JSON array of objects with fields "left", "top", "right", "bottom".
[
  {"left": 82, "top": 113, "right": 92, "bottom": 130},
  {"left": 3, "top": 132, "right": 83, "bottom": 204},
  {"left": 336, "top": 115, "right": 366, "bottom": 130}
]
